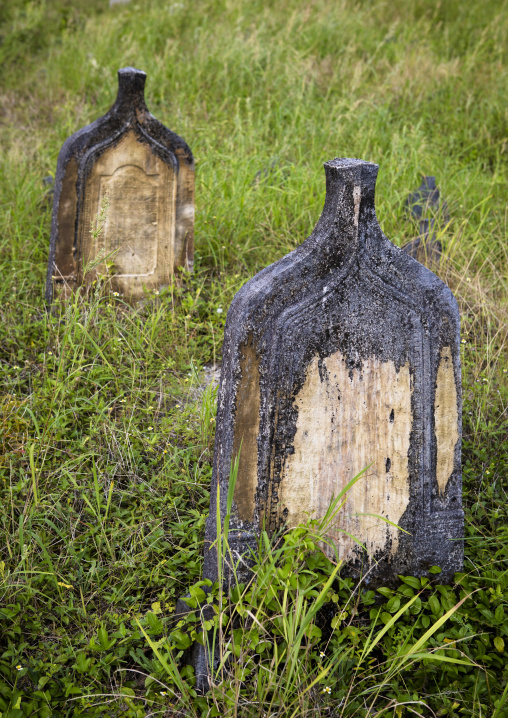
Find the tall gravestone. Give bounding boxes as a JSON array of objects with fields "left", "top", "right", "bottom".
[
  {"left": 45, "top": 67, "right": 194, "bottom": 303},
  {"left": 202, "top": 157, "right": 463, "bottom": 594}
]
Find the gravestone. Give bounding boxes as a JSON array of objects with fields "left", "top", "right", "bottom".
[
  {"left": 192, "top": 158, "right": 463, "bottom": 689},
  {"left": 45, "top": 67, "right": 194, "bottom": 303},
  {"left": 202, "top": 156, "right": 463, "bottom": 589}
]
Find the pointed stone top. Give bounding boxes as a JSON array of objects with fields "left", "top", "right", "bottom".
[
  {"left": 113, "top": 67, "right": 148, "bottom": 113},
  {"left": 324, "top": 157, "right": 377, "bottom": 170},
  {"left": 118, "top": 66, "right": 147, "bottom": 78},
  {"left": 322, "top": 157, "right": 378, "bottom": 195}
]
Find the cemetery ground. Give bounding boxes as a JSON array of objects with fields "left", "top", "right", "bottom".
[{"left": 0, "top": 0, "right": 507, "bottom": 715}]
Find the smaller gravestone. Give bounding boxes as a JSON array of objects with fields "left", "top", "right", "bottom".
[{"left": 46, "top": 67, "right": 194, "bottom": 303}]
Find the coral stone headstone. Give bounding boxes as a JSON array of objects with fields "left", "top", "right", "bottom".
[
  {"left": 203, "top": 158, "right": 463, "bottom": 596},
  {"left": 45, "top": 67, "right": 194, "bottom": 303}
]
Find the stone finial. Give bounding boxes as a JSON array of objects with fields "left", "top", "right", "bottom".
[{"left": 45, "top": 67, "right": 194, "bottom": 303}]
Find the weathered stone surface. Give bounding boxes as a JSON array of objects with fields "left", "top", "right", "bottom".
[
  {"left": 203, "top": 157, "right": 462, "bottom": 586},
  {"left": 193, "top": 158, "right": 463, "bottom": 689},
  {"left": 45, "top": 67, "right": 194, "bottom": 303}
]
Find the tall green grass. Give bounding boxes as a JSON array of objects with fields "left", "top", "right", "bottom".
[
  {"left": 137, "top": 464, "right": 478, "bottom": 717},
  {"left": 0, "top": 0, "right": 507, "bottom": 715}
]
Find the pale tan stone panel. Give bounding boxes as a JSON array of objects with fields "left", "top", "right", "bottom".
[
  {"left": 279, "top": 351, "right": 412, "bottom": 561},
  {"left": 78, "top": 131, "right": 176, "bottom": 297},
  {"left": 435, "top": 346, "right": 459, "bottom": 495},
  {"left": 232, "top": 340, "right": 261, "bottom": 523},
  {"left": 54, "top": 156, "right": 78, "bottom": 281}
]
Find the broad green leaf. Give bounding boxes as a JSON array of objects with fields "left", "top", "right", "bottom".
[{"left": 494, "top": 636, "right": 505, "bottom": 653}]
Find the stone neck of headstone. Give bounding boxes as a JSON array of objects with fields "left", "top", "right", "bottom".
[
  {"left": 313, "top": 158, "right": 378, "bottom": 267},
  {"left": 110, "top": 67, "right": 149, "bottom": 119}
]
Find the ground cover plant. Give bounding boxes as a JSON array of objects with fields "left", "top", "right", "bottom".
[{"left": 0, "top": 0, "right": 507, "bottom": 715}]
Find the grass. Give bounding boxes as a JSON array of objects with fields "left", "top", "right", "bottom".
[{"left": 0, "top": 0, "right": 507, "bottom": 715}]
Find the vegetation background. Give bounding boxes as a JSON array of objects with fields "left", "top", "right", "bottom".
[{"left": 0, "top": 0, "right": 507, "bottom": 715}]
